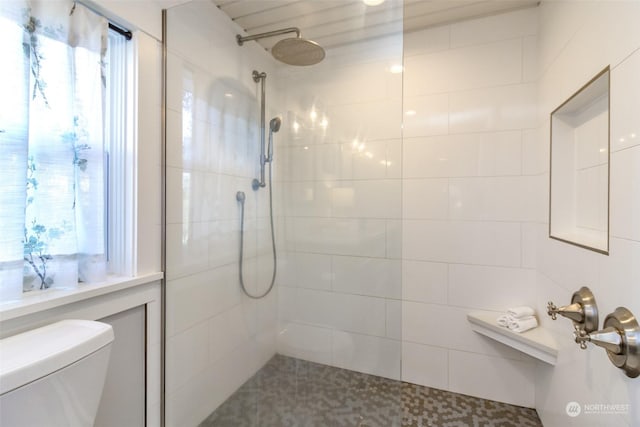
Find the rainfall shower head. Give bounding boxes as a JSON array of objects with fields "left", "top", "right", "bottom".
[
  {"left": 270, "top": 117, "right": 282, "bottom": 133},
  {"left": 236, "top": 27, "right": 325, "bottom": 66}
]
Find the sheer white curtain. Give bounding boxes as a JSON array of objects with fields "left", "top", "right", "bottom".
[{"left": 0, "top": 0, "right": 108, "bottom": 299}]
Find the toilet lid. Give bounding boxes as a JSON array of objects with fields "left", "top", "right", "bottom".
[{"left": 0, "top": 320, "right": 114, "bottom": 395}]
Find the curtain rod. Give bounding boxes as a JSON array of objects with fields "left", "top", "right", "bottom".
[{"left": 108, "top": 22, "right": 132, "bottom": 40}]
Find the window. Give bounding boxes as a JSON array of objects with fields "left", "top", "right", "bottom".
[{"left": 0, "top": 1, "right": 132, "bottom": 299}]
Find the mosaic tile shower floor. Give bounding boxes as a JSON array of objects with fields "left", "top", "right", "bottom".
[{"left": 199, "top": 355, "right": 542, "bottom": 427}]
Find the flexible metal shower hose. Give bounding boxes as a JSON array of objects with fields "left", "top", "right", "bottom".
[{"left": 237, "top": 161, "right": 277, "bottom": 299}]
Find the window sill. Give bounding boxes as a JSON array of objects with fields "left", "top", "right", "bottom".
[{"left": 0, "top": 272, "right": 164, "bottom": 322}]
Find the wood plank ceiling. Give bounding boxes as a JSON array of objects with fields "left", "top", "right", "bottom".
[{"left": 213, "top": 0, "right": 539, "bottom": 51}]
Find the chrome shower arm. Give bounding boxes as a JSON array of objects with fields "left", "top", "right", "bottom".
[{"left": 237, "top": 27, "right": 301, "bottom": 46}]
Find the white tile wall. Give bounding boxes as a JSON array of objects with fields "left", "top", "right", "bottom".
[
  {"left": 400, "top": 7, "right": 540, "bottom": 407},
  {"left": 448, "top": 350, "right": 535, "bottom": 408},
  {"left": 164, "top": 2, "right": 279, "bottom": 425},
  {"left": 401, "top": 341, "right": 449, "bottom": 390},
  {"left": 275, "top": 24, "right": 403, "bottom": 381},
  {"left": 535, "top": 2, "right": 640, "bottom": 426}
]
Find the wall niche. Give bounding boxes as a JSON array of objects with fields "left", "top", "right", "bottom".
[{"left": 549, "top": 67, "right": 610, "bottom": 254}]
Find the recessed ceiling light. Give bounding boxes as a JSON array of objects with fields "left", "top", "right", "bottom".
[{"left": 363, "top": 0, "right": 384, "bottom": 6}]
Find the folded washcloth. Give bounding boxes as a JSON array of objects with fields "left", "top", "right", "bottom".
[
  {"left": 496, "top": 314, "right": 511, "bottom": 328},
  {"left": 507, "top": 316, "right": 538, "bottom": 333},
  {"left": 507, "top": 306, "right": 536, "bottom": 319}
]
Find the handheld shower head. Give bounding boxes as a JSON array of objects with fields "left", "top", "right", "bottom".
[
  {"left": 267, "top": 116, "right": 281, "bottom": 163},
  {"left": 270, "top": 117, "right": 282, "bottom": 133}
]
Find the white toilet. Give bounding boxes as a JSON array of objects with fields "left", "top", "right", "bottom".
[{"left": 0, "top": 319, "right": 114, "bottom": 427}]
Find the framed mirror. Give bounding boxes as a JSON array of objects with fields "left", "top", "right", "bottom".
[{"left": 549, "top": 66, "right": 610, "bottom": 255}]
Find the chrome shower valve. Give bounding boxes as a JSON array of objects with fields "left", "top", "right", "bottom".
[
  {"left": 546, "top": 286, "right": 599, "bottom": 333},
  {"left": 573, "top": 307, "right": 640, "bottom": 378}
]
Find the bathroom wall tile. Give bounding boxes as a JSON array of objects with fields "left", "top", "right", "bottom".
[
  {"left": 522, "top": 36, "right": 538, "bottom": 83},
  {"left": 477, "top": 130, "right": 522, "bottom": 176},
  {"left": 402, "top": 178, "right": 449, "bottom": 219},
  {"left": 401, "top": 341, "right": 449, "bottom": 390},
  {"left": 280, "top": 288, "right": 387, "bottom": 337},
  {"left": 403, "top": 135, "right": 478, "bottom": 178},
  {"left": 278, "top": 252, "right": 332, "bottom": 290},
  {"left": 536, "top": 231, "right": 601, "bottom": 288},
  {"left": 166, "top": 339, "right": 266, "bottom": 427},
  {"left": 403, "top": 131, "right": 521, "bottom": 179},
  {"left": 332, "top": 256, "right": 401, "bottom": 299},
  {"left": 165, "top": 222, "right": 209, "bottom": 280},
  {"left": 209, "top": 304, "right": 251, "bottom": 366},
  {"left": 327, "top": 98, "right": 402, "bottom": 142},
  {"left": 167, "top": 265, "right": 241, "bottom": 335},
  {"left": 351, "top": 140, "right": 388, "bottom": 180},
  {"left": 610, "top": 146, "right": 640, "bottom": 241},
  {"left": 331, "top": 331, "right": 401, "bottom": 380},
  {"left": 289, "top": 218, "right": 387, "bottom": 258},
  {"left": 282, "top": 58, "right": 401, "bottom": 107},
  {"left": 402, "top": 301, "right": 523, "bottom": 360},
  {"left": 386, "top": 140, "right": 402, "bottom": 179},
  {"left": 402, "top": 220, "right": 521, "bottom": 267},
  {"left": 166, "top": 320, "right": 210, "bottom": 394},
  {"left": 282, "top": 181, "right": 332, "bottom": 217},
  {"left": 330, "top": 292, "right": 387, "bottom": 337},
  {"left": 449, "top": 83, "right": 537, "bottom": 133},
  {"left": 277, "top": 285, "right": 298, "bottom": 323},
  {"left": 611, "top": 50, "right": 640, "bottom": 153},
  {"left": 448, "top": 350, "right": 535, "bottom": 408},
  {"left": 331, "top": 180, "right": 402, "bottom": 219},
  {"left": 404, "top": 38, "right": 522, "bottom": 96},
  {"left": 287, "top": 144, "right": 343, "bottom": 182},
  {"left": 449, "top": 7, "right": 537, "bottom": 48},
  {"left": 402, "top": 260, "right": 448, "bottom": 304},
  {"left": 208, "top": 219, "right": 239, "bottom": 268},
  {"left": 276, "top": 321, "right": 332, "bottom": 365},
  {"left": 521, "top": 222, "right": 544, "bottom": 269},
  {"left": 325, "top": 60, "right": 403, "bottom": 106},
  {"left": 448, "top": 264, "right": 536, "bottom": 311},
  {"left": 596, "top": 238, "right": 640, "bottom": 317},
  {"left": 386, "top": 299, "right": 402, "bottom": 340},
  {"left": 385, "top": 219, "right": 402, "bottom": 259},
  {"left": 449, "top": 176, "right": 545, "bottom": 222},
  {"left": 522, "top": 127, "right": 548, "bottom": 175},
  {"left": 402, "top": 93, "right": 449, "bottom": 138},
  {"left": 403, "top": 25, "right": 450, "bottom": 58}
]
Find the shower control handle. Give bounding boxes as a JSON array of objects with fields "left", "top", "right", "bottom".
[
  {"left": 547, "top": 301, "right": 584, "bottom": 322},
  {"left": 573, "top": 307, "right": 640, "bottom": 378},
  {"left": 574, "top": 327, "right": 622, "bottom": 353},
  {"left": 546, "top": 286, "right": 599, "bottom": 333}
]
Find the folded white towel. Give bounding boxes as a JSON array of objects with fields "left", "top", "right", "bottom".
[
  {"left": 507, "top": 316, "right": 538, "bottom": 333},
  {"left": 507, "top": 306, "right": 536, "bottom": 319},
  {"left": 496, "top": 314, "right": 511, "bottom": 328}
]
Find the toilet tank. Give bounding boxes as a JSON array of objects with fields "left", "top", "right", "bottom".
[{"left": 0, "top": 320, "right": 114, "bottom": 427}]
